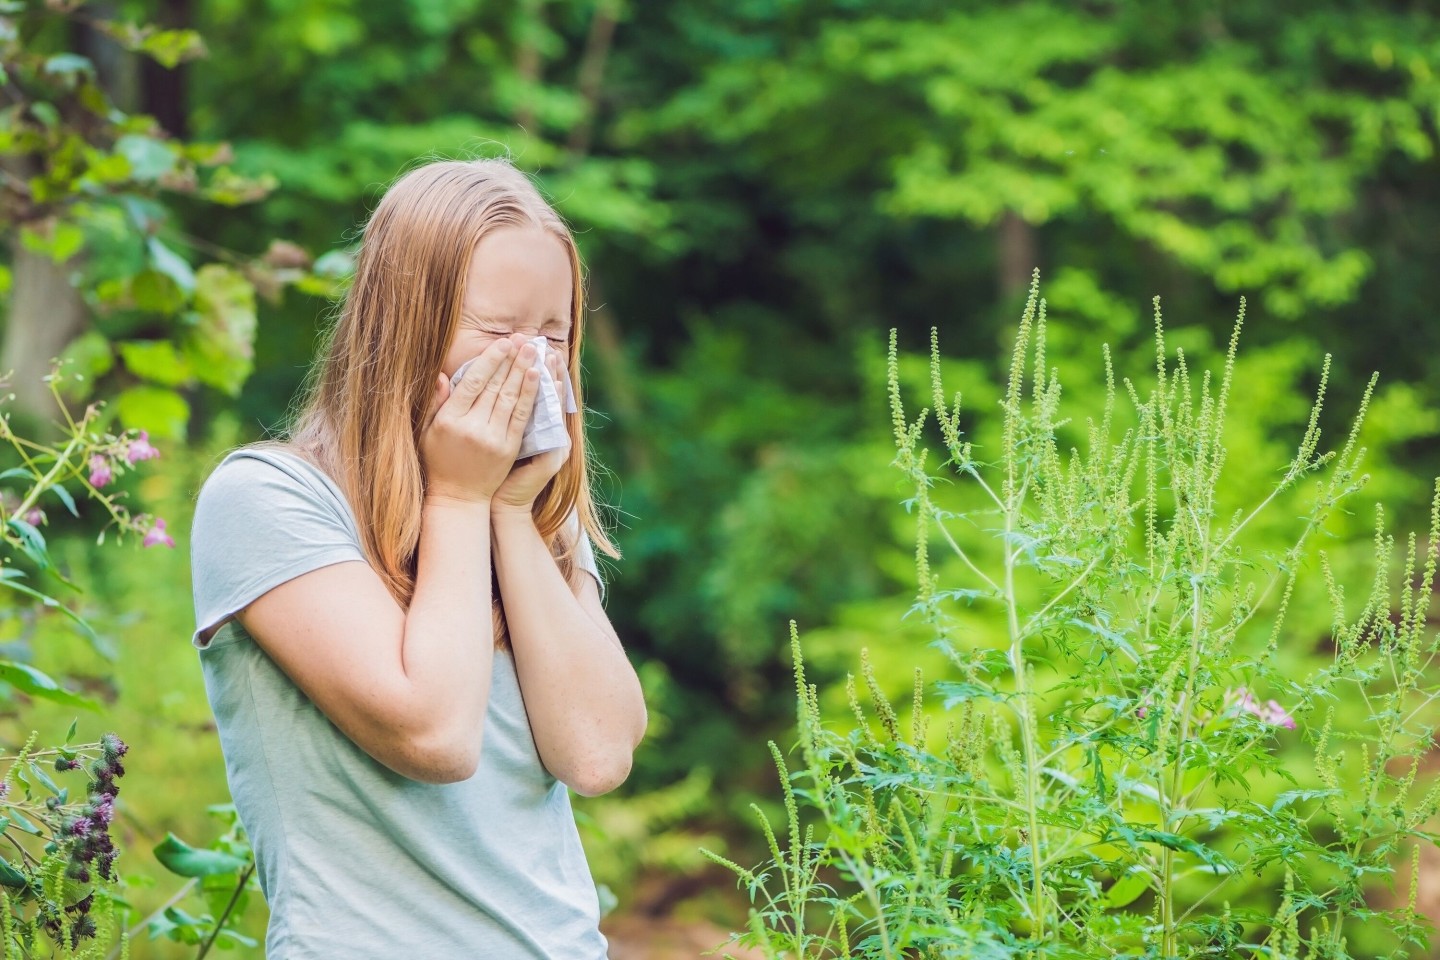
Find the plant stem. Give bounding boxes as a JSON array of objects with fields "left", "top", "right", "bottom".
[
  {"left": 197, "top": 863, "right": 255, "bottom": 959},
  {"left": 1004, "top": 495, "right": 1046, "bottom": 941},
  {"left": 9, "top": 435, "right": 80, "bottom": 522},
  {"left": 105, "top": 877, "right": 197, "bottom": 960}
]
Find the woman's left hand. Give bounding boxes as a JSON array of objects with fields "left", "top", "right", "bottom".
[{"left": 491, "top": 343, "right": 572, "bottom": 516}]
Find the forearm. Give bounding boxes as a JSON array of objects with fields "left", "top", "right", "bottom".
[
  {"left": 492, "top": 509, "right": 646, "bottom": 795},
  {"left": 400, "top": 497, "right": 497, "bottom": 757}
]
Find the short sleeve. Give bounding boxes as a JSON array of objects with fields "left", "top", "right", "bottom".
[
  {"left": 190, "top": 452, "right": 368, "bottom": 649},
  {"left": 566, "top": 508, "right": 605, "bottom": 603}
]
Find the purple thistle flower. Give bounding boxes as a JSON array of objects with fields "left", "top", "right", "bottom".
[
  {"left": 142, "top": 517, "right": 175, "bottom": 548},
  {"left": 126, "top": 430, "right": 159, "bottom": 464},
  {"left": 100, "top": 733, "right": 128, "bottom": 759},
  {"left": 88, "top": 454, "right": 113, "bottom": 489}
]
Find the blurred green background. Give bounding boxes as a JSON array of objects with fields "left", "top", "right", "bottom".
[{"left": 4, "top": 0, "right": 1440, "bottom": 955}]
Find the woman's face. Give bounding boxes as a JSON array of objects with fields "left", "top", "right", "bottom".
[{"left": 444, "top": 225, "right": 574, "bottom": 383}]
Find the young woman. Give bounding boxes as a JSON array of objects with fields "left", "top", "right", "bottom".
[{"left": 188, "top": 158, "right": 647, "bottom": 958}]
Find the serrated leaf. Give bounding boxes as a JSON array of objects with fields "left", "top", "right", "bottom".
[{"left": 154, "top": 832, "right": 248, "bottom": 878}]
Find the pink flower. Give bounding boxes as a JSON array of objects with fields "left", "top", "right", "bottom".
[
  {"left": 88, "top": 454, "right": 113, "bottom": 488},
  {"left": 1262, "top": 699, "right": 1296, "bottom": 730},
  {"left": 142, "top": 517, "right": 175, "bottom": 548},
  {"left": 1223, "top": 686, "right": 1295, "bottom": 730},
  {"left": 23, "top": 507, "right": 44, "bottom": 527},
  {"left": 126, "top": 430, "right": 159, "bottom": 464}
]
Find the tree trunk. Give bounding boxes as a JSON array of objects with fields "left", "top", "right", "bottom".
[
  {"left": 998, "top": 210, "right": 1038, "bottom": 300},
  {"left": 2, "top": 221, "right": 88, "bottom": 421},
  {"left": 139, "top": 0, "right": 191, "bottom": 137}
]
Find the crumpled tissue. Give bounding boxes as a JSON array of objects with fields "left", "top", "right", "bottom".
[{"left": 450, "top": 335, "right": 577, "bottom": 459}]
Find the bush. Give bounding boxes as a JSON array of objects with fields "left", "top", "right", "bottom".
[{"left": 709, "top": 275, "right": 1440, "bottom": 959}]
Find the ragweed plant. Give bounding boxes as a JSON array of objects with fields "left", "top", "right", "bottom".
[{"left": 706, "top": 274, "right": 1440, "bottom": 959}]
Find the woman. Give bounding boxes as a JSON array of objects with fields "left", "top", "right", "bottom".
[{"left": 188, "top": 158, "right": 647, "bottom": 958}]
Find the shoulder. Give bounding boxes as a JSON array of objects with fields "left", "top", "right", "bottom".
[{"left": 192, "top": 445, "right": 361, "bottom": 551}]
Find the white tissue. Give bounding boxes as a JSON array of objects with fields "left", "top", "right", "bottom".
[{"left": 450, "top": 335, "right": 577, "bottom": 459}]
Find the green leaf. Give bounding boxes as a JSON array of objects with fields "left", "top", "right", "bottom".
[
  {"left": 1103, "top": 868, "right": 1152, "bottom": 909},
  {"left": 0, "top": 577, "right": 105, "bottom": 653},
  {"left": 130, "top": 269, "right": 187, "bottom": 314},
  {"left": 55, "top": 330, "right": 115, "bottom": 400},
  {"left": 65, "top": 718, "right": 77, "bottom": 743},
  {"left": 26, "top": 762, "right": 59, "bottom": 796},
  {"left": 153, "top": 832, "right": 248, "bottom": 878},
  {"left": 43, "top": 54, "right": 94, "bottom": 77},
  {"left": 20, "top": 220, "right": 84, "bottom": 263},
  {"left": 115, "top": 385, "right": 190, "bottom": 441},
  {"left": 184, "top": 264, "right": 257, "bottom": 396},
  {"left": 7, "top": 811, "right": 41, "bottom": 836},
  {"left": 6, "top": 518, "right": 51, "bottom": 571},
  {"left": 1134, "top": 828, "right": 1234, "bottom": 870},
  {"left": 28, "top": 101, "right": 59, "bottom": 129},
  {"left": 0, "top": 662, "right": 99, "bottom": 711},
  {"left": 119, "top": 340, "right": 193, "bottom": 387},
  {"left": 138, "top": 29, "right": 207, "bottom": 69},
  {"left": 0, "top": 859, "right": 28, "bottom": 889},
  {"left": 48, "top": 484, "right": 79, "bottom": 518},
  {"left": 115, "top": 134, "right": 176, "bottom": 182},
  {"left": 146, "top": 237, "right": 196, "bottom": 294}
]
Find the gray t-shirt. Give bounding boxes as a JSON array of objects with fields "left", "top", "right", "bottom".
[{"left": 189, "top": 447, "right": 610, "bottom": 959}]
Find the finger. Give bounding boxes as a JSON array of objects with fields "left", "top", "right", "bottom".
[
  {"left": 506, "top": 365, "right": 542, "bottom": 447},
  {"left": 547, "top": 350, "right": 564, "bottom": 389},
  {"left": 448, "top": 338, "right": 516, "bottom": 414},
  {"left": 482, "top": 339, "right": 537, "bottom": 423}
]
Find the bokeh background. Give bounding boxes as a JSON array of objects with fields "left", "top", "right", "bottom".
[{"left": 4, "top": 0, "right": 1440, "bottom": 956}]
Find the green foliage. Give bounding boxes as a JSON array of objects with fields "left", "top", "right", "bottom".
[
  {"left": 650, "top": 1, "right": 1438, "bottom": 320},
  {"left": 0, "top": 729, "right": 128, "bottom": 957},
  {"left": 712, "top": 278, "right": 1440, "bottom": 957},
  {"left": 0, "top": 1, "right": 331, "bottom": 438}
]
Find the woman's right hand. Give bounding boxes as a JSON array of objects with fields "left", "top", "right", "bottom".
[{"left": 421, "top": 336, "right": 542, "bottom": 505}]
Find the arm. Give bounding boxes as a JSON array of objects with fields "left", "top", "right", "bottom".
[
  {"left": 491, "top": 509, "right": 647, "bottom": 797},
  {"left": 228, "top": 336, "right": 540, "bottom": 785},
  {"left": 237, "top": 498, "right": 496, "bottom": 784}
]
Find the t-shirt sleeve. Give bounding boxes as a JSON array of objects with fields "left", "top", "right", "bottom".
[
  {"left": 567, "top": 508, "right": 606, "bottom": 603},
  {"left": 190, "top": 454, "right": 368, "bottom": 647}
]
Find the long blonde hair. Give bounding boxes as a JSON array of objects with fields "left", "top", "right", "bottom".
[{"left": 269, "top": 157, "right": 616, "bottom": 649}]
